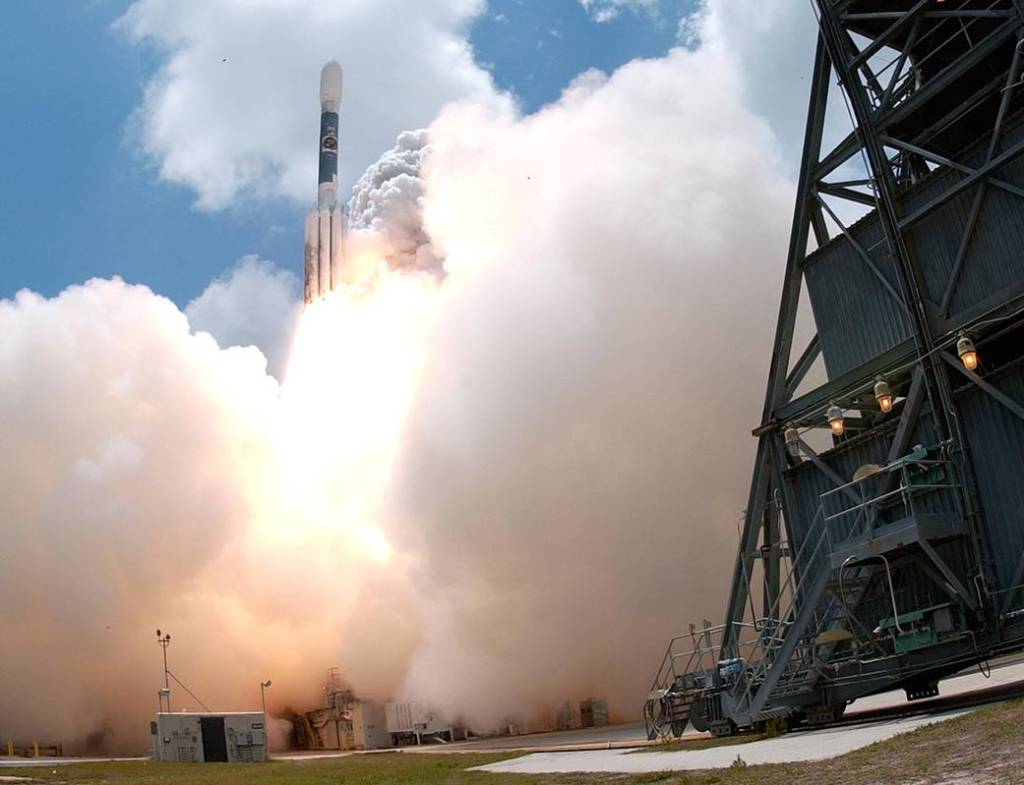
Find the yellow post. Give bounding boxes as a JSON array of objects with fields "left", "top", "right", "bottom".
[
  {"left": 6, "top": 738, "right": 12, "bottom": 757},
  {"left": 33, "top": 742, "right": 39, "bottom": 758}
]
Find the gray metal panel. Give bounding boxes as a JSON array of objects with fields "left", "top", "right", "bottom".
[
  {"left": 949, "top": 183, "right": 1024, "bottom": 316},
  {"left": 957, "top": 361, "right": 1024, "bottom": 590},
  {"left": 803, "top": 112, "right": 1024, "bottom": 381},
  {"left": 804, "top": 218, "right": 912, "bottom": 379},
  {"left": 785, "top": 435, "right": 892, "bottom": 559},
  {"left": 902, "top": 114, "right": 1024, "bottom": 317}
]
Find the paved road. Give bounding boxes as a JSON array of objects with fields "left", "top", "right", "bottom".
[{"left": 472, "top": 710, "right": 972, "bottom": 774}]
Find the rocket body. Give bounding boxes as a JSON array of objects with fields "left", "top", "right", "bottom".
[{"left": 304, "top": 60, "right": 345, "bottom": 304}]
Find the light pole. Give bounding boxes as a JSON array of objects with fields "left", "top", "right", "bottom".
[
  {"left": 260, "top": 680, "right": 272, "bottom": 718},
  {"left": 156, "top": 630, "right": 171, "bottom": 711},
  {"left": 260, "top": 680, "right": 272, "bottom": 759}
]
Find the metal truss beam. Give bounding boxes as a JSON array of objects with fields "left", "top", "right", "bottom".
[
  {"left": 721, "top": 38, "right": 832, "bottom": 654},
  {"left": 898, "top": 137, "right": 1024, "bottom": 229},
  {"left": 785, "top": 335, "right": 821, "bottom": 398},
  {"left": 941, "top": 352, "right": 1024, "bottom": 423},
  {"left": 815, "top": 18, "right": 1018, "bottom": 180}
]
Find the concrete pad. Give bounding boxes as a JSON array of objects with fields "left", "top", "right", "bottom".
[
  {"left": 275, "top": 751, "right": 355, "bottom": 761},
  {"left": 427, "top": 722, "right": 649, "bottom": 753},
  {"left": 0, "top": 757, "right": 147, "bottom": 769},
  {"left": 453, "top": 658, "right": 1024, "bottom": 756},
  {"left": 849, "top": 658, "right": 1024, "bottom": 715},
  {"left": 472, "top": 709, "right": 970, "bottom": 774}
]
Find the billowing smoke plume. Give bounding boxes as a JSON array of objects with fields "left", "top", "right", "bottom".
[
  {"left": 381, "top": 47, "right": 793, "bottom": 724},
  {"left": 185, "top": 256, "right": 301, "bottom": 378},
  {"left": 347, "top": 130, "right": 442, "bottom": 275},
  {"left": 0, "top": 2, "right": 804, "bottom": 751}
]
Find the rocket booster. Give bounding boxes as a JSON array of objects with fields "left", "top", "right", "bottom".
[{"left": 304, "top": 60, "right": 345, "bottom": 304}]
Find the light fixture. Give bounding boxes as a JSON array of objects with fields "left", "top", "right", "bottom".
[
  {"left": 957, "top": 333, "right": 978, "bottom": 370},
  {"left": 874, "top": 377, "right": 893, "bottom": 413},
  {"left": 784, "top": 426, "right": 801, "bottom": 457},
  {"left": 827, "top": 403, "right": 845, "bottom": 436}
]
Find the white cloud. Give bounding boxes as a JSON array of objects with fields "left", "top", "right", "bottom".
[
  {"left": 117, "top": 0, "right": 511, "bottom": 210},
  {"left": 694, "top": 0, "right": 843, "bottom": 163},
  {"left": 579, "top": 0, "right": 661, "bottom": 23},
  {"left": 185, "top": 256, "right": 300, "bottom": 378}
]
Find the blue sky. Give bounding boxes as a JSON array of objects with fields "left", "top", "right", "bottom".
[{"left": 0, "top": 1, "right": 692, "bottom": 307}]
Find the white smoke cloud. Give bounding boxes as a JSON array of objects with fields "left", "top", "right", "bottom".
[
  {"left": 382, "top": 41, "right": 793, "bottom": 724},
  {"left": 0, "top": 279, "right": 284, "bottom": 748},
  {"left": 347, "top": 130, "right": 441, "bottom": 275},
  {"left": 0, "top": 0, "right": 814, "bottom": 751},
  {"left": 117, "top": 0, "right": 510, "bottom": 209},
  {"left": 185, "top": 256, "right": 300, "bottom": 379},
  {"left": 0, "top": 276, "right": 429, "bottom": 751}
]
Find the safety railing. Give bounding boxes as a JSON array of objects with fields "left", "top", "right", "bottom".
[{"left": 821, "top": 456, "right": 961, "bottom": 547}]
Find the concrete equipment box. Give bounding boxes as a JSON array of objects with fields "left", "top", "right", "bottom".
[
  {"left": 151, "top": 712, "right": 268, "bottom": 762},
  {"left": 351, "top": 702, "right": 389, "bottom": 750}
]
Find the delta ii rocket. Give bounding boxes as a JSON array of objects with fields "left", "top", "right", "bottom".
[{"left": 304, "top": 60, "right": 345, "bottom": 304}]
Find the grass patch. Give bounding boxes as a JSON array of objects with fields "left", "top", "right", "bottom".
[{"left": 2, "top": 699, "right": 1024, "bottom": 784}]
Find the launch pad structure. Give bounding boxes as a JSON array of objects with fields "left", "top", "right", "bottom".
[{"left": 647, "top": 0, "right": 1024, "bottom": 738}]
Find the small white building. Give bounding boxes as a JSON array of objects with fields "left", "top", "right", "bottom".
[
  {"left": 151, "top": 712, "right": 268, "bottom": 763},
  {"left": 350, "top": 702, "right": 390, "bottom": 750}
]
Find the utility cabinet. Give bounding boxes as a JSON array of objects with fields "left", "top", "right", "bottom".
[{"left": 152, "top": 712, "right": 268, "bottom": 762}]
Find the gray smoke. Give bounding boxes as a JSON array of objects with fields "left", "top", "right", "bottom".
[{"left": 347, "top": 129, "right": 443, "bottom": 274}]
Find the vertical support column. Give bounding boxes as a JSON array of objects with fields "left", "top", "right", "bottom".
[
  {"left": 762, "top": 497, "right": 781, "bottom": 622},
  {"left": 721, "top": 38, "right": 831, "bottom": 654}
]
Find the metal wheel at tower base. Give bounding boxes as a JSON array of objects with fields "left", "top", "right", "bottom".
[
  {"left": 643, "top": 696, "right": 667, "bottom": 740},
  {"left": 688, "top": 696, "right": 710, "bottom": 733}
]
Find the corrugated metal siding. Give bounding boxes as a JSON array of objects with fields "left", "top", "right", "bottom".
[
  {"left": 804, "top": 217, "right": 912, "bottom": 379},
  {"left": 948, "top": 183, "right": 1024, "bottom": 316},
  {"left": 785, "top": 432, "right": 899, "bottom": 565},
  {"left": 804, "top": 112, "right": 1024, "bottom": 380},
  {"left": 901, "top": 116, "right": 1024, "bottom": 318},
  {"left": 957, "top": 361, "right": 1024, "bottom": 591}
]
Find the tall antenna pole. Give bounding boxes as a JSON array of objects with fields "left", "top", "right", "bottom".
[{"left": 156, "top": 629, "right": 171, "bottom": 711}]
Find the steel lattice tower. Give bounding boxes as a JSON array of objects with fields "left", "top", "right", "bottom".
[{"left": 646, "top": 0, "right": 1024, "bottom": 738}]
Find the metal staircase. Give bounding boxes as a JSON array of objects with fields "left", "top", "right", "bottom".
[{"left": 645, "top": 451, "right": 965, "bottom": 736}]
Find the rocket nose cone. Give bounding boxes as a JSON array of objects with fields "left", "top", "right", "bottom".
[{"left": 320, "top": 60, "right": 343, "bottom": 110}]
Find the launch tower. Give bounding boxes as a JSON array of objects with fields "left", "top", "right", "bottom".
[{"left": 647, "top": 0, "right": 1024, "bottom": 737}]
